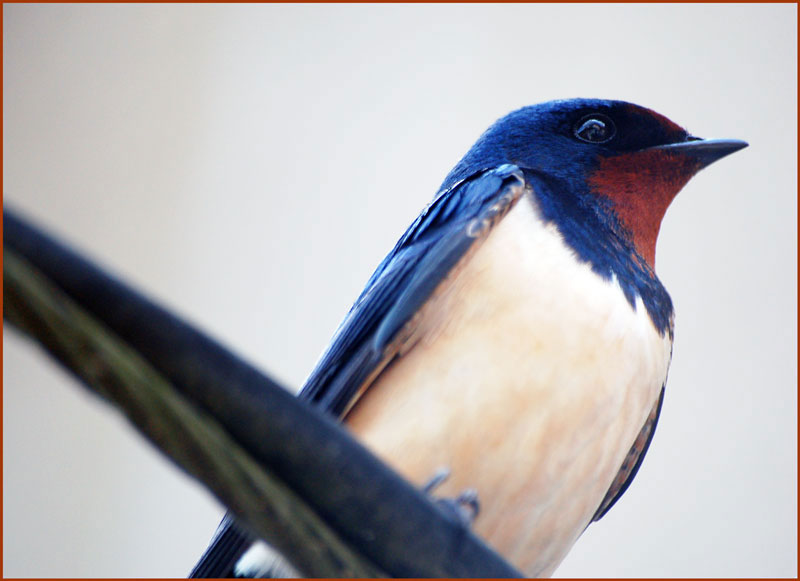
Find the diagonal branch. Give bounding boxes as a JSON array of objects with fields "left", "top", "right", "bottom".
[{"left": 3, "top": 209, "right": 521, "bottom": 578}]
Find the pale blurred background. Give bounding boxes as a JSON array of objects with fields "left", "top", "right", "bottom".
[{"left": 3, "top": 4, "right": 796, "bottom": 577}]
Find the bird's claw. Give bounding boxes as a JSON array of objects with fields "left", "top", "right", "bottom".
[
  {"left": 422, "top": 467, "right": 452, "bottom": 494},
  {"left": 435, "top": 488, "right": 480, "bottom": 526},
  {"left": 422, "top": 467, "right": 480, "bottom": 526}
]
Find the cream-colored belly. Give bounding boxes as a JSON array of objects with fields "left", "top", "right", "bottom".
[{"left": 345, "top": 194, "right": 672, "bottom": 577}]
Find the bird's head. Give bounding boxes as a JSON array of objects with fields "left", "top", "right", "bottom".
[{"left": 443, "top": 99, "right": 747, "bottom": 268}]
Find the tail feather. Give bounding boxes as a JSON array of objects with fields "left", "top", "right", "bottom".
[{"left": 189, "top": 516, "right": 256, "bottom": 578}]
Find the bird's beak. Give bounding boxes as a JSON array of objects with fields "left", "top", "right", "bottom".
[
  {"left": 590, "top": 136, "right": 748, "bottom": 267},
  {"left": 646, "top": 138, "right": 749, "bottom": 170}
]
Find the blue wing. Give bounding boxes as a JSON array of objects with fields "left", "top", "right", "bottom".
[
  {"left": 298, "top": 164, "right": 527, "bottom": 416},
  {"left": 189, "top": 165, "right": 527, "bottom": 578},
  {"left": 592, "top": 385, "right": 665, "bottom": 521}
]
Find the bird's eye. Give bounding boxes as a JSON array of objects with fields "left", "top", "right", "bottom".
[{"left": 574, "top": 114, "right": 616, "bottom": 144}]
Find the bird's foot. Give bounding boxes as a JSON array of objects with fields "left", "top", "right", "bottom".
[{"left": 422, "top": 467, "right": 480, "bottom": 526}]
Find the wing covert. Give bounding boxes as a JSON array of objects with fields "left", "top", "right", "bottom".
[{"left": 299, "top": 164, "right": 528, "bottom": 417}]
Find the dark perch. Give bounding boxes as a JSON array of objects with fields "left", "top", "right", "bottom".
[{"left": 3, "top": 209, "right": 521, "bottom": 578}]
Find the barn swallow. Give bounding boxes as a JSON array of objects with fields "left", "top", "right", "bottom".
[{"left": 190, "top": 99, "right": 747, "bottom": 577}]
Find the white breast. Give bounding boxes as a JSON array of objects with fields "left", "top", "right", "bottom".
[{"left": 345, "top": 192, "right": 673, "bottom": 577}]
